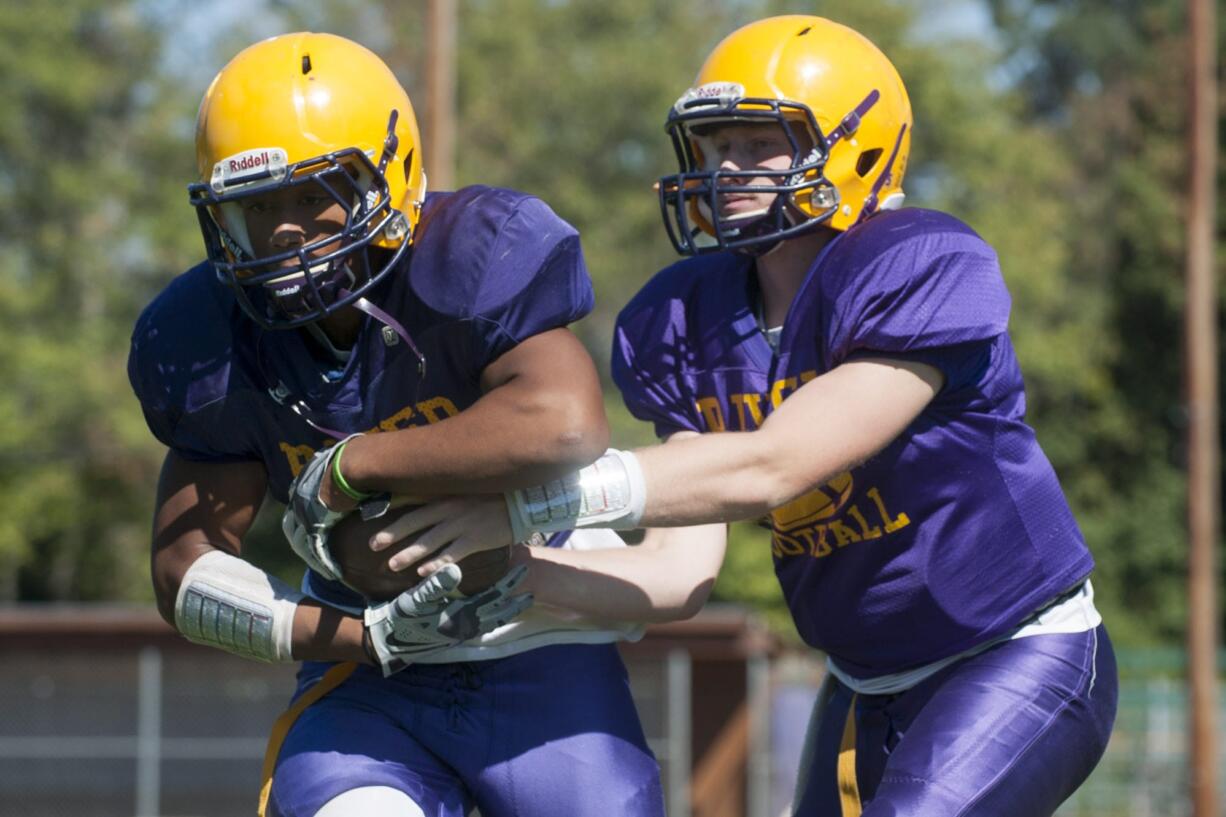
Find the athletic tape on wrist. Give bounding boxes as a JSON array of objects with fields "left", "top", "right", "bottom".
[
  {"left": 175, "top": 549, "right": 303, "bottom": 663},
  {"left": 505, "top": 449, "right": 646, "bottom": 542}
]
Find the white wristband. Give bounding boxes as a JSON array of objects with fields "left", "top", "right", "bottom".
[
  {"left": 506, "top": 449, "right": 646, "bottom": 542},
  {"left": 174, "top": 549, "right": 303, "bottom": 663}
]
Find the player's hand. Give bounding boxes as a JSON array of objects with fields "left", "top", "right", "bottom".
[
  {"left": 369, "top": 495, "right": 516, "bottom": 577},
  {"left": 363, "top": 562, "right": 533, "bottom": 676},
  {"left": 282, "top": 438, "right": 360, "bottom": 582}
]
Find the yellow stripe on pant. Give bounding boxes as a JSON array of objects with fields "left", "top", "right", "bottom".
[
  {"left": 837, "top": 692, "right": 862, "bottom": 817},
  {"left": 257, "top": 662, "right": 359, "bottom": 817}
]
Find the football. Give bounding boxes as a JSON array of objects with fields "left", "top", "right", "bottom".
[{"left": 327, "top": 503, "right": 511, "bottom": 601}]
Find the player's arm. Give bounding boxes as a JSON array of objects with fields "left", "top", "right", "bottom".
[
  {"left": 318, "top": 326, "right": 607, "bottom": 510},
  {"left": 157, "top": 452, "right": 532, "bottom": 672},
  {"left": 512, "top": 431, "right": 727, "bottom": 622},
  {"left": 633, "top": 357, "right": 943, "bottom": 525},
  {"left": 151, "top": 451, "right": 368, "bottom": 663},
  {"left": 365, "top": 358, "right": 939, "bottom": 568},
  {"left": 513, "top": 524, "right": 726, "bottom": 623},
  {"left": 364, "top": 432, "right": 728, "bottom": 621}
]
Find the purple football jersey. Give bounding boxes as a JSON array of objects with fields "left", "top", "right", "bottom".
[
  {"left": 129, "top": 186, "right": 593, "bottom": 600},
  {"left": 613, "top": 208, "right": 1093, "bottom": 677}
]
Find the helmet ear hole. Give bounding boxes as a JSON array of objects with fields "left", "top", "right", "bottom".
[
  {"left": 856, "top": 148, "right": 883, "bottom": 178},
  {"left": 403, "top": 148, "right": 414, "bottom": 185}
]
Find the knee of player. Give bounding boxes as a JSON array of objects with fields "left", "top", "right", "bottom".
[{"left": 312, "top": 786, "right": 426, "bottom": 817}]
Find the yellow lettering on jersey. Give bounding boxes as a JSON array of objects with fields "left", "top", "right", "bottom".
[
  {"left": 730, "top": 393, "right": 765, "bottom": 430},
  {"left": 378, "top": 404, "right": 416, "bottom": 432},
  {"left": 797, "top": 525, "right": 833, "bottom": 558},
  {"left": 281, "top": 443, "right": 318, "bottom": 480},
  {"left": 866, "top": 486, "right": 910, "bottom": 533},
  {"left": 845, "top": 505, "right": 883, "bottom": 540},
  {"left": 279, "top": 395, "right": 459, "bottom": 476},
  {"left": 799, "top": 370, "right": 817, "bottom": 384},
  {"left": 416, "top": 396, "right": 460, "bottom": 425},
  {"left": 769, "top": 376, "right": 799, "bottom": 408},
  {"left": 772, "top": 531, "right": 807, "bottom": 558},
  {"left": 695, "top": 396, "right": 727, "bottom": 432},
  {"left": 829, "top": 519, "right": 864, "bottom": 547}
]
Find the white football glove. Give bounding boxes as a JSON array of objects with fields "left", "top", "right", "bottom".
[
  {"left": 363, "top": 563, "right": 533, "bottom": 676},
  {"left": 282, "top": 433, "right": 390, "bottom": 582}
]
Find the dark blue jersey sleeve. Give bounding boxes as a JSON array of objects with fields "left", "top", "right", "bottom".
[
  {"left": 127, "top": 264, "right": 262, "bottom": 463},
  {"left": 409, "top": 188, "right": 594, "bottom": 379}
]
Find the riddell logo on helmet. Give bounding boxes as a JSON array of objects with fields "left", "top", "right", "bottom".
[
  {"left": 229, "top": 152, "right": 271, "bottom": 173},
  {"left": 211, "top": 147, "right": 289, "bottom": 192},
  {"left": 673, "top": 82, "right": 746, "bottom": 112}
]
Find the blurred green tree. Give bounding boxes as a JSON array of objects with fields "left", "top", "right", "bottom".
[
  {"left": 0, "top": 1, "right": 191, "bottom": 601},
  {"left": 982, "top": 0, "right": 1225, "bottom": 644}
]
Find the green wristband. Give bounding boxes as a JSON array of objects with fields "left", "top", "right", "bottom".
[{"left": 331, "top": 441, "right": 372, "bottom": 502}]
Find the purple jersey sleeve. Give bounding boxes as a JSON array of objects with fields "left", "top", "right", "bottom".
[
  {"left": 127, "top": 263, "right": 262, "bottom": 463},
  {"left": 612, "top": 324, "right": 703, "bottom": 440},
  {"left": 409, "top": 187, "right": 594, "bottom": 377},
  {"left": 824, "top": 210, "right": 1011, "bottom": 387},
  {"left": 611, "top": 261, "right": 714, "bottom": 439}
]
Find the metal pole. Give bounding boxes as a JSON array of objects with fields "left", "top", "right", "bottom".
[
  {"left": 746, "top": 654, "right": 772, "bottom": 817},
  {"left": 667, "top": 648, "right": 692, "bottom": 817},
  {"left": 136, "top": 647, "right": 163, "bottom": 817},
  {"left": 1185, "top": 0, "right": 1219, "bottom": 813},
  {"left": 425, "top": 0, "right": 457, "bottom": 191}
]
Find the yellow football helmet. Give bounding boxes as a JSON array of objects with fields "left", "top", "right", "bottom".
[
  {"left": 660, "top": 15, "right": 912, "bottom": 255},
  {"left": 189, "top": 32, "right": 426, "bottom": 328}
]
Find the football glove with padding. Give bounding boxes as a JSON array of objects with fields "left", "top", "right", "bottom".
[
  {"left": 282, "top": 435, "right": 361, "bottom": 582},
  {"left": 364, "top": 563, "right": 533, "bottom": 676}
]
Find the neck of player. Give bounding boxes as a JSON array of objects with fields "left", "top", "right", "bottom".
[
  {"left": 316, "top": 306, "right": 364, "bottom": 351},
  {"left": 753, "top": 227, "right": 835, "bottom": 328}
]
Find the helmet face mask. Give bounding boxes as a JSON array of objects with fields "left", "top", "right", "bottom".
[
  {"left": 191, "top": 122, "right": 410, "bottom": 329},
  {"left": 191, "top": 33, "right": 425, "bottom": 330},
  {"left": 660, "top": 95, "right": 840, "bottom": 256},
  {"left": 658, "top": 16, "right": 912, "bottom": 257}
]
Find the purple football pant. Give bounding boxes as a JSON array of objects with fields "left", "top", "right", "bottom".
[
  {"left": 793, "top": 625, "right": 1118, "bottom": 816},
  {"left": 266, "top": 643, "right": 664, "bottom": 817}
]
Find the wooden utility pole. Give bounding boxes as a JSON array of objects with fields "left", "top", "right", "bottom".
[
  {"left": 1185, "top": 0, "right": 1219, "bottom": 813},
  {"left": 425, "top": 0, "right": 457, "bottom": 191}
]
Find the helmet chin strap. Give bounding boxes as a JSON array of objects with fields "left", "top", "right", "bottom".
[
  {"left": 270, "top": 290, "right": 428, "bottom": 443},
  {"left": 349, "top": 295, "right": 426, "bottom": 380},
  {"left": 727, "top": 195, "right": 800, "bottom": 257}
]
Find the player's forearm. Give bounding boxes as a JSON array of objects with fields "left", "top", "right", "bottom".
[
  {"left": 514, "top": 526, "right": 726, "bottom": 622},
  {"left": 634, "top": 430, "right": 803, "bottom": 526},
  {"left": 166, "top": 546, "right": 373, "bottom": 665},
  {"left": 341, "top": 386, "right": 608, "bottom": 495},
  {"left": 633, "top": 360, "right": 943, "bottom": 526},
  {"left": 291, "top": 600, "right": 371, "bottom": 663}
]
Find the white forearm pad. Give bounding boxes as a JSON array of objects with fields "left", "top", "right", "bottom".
[
  {"left": 506, "top": 449, "right": 646, "bottom": 542},
  {"left": 174, "top": 549, "right": 303, "bottom": 663}
]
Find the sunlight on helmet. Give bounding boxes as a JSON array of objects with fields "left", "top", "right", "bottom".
[
  {"left": 659, "top": 16, "right": 912, "bottom": 256},
  {"left": 188, "top": 33, "right": 427, "bottom": 329}
]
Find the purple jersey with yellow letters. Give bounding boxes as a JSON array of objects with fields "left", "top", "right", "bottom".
[
  {"left": 130, "top": 185, "right": 591, "bottom": 534},
  {"left": 613, "top": 208, "right": 1093, "bottom": 678}
]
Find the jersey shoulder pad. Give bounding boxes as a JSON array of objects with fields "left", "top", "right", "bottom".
[
  {"left": 617, "top": 252, "right": 746, "bottom": 333},
  {"left": 816, "top": 208, "right": 1009, "bottom": 358},
  {"left": 822, "top": 208, "right": 992, "bottom": 289},
  {"left": 128, "top": 262, "right": 247, "bottom": 416},
  {"left": 408, "top": 186, "right": 585, "bottom": 320}
]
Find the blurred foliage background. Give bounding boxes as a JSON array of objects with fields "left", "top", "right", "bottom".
[{"left": 1, "top": 0, "right": 1221, "bottom": 648}]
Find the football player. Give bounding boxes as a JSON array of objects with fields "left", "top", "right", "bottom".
[
  {"left": 376, "top": 16, "right": 1119, "bottom": 817},
  {"left": 128, "top": 32, "right": 675, "bottom": 817}
]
